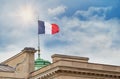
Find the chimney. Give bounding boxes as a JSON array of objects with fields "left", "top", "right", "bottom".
[{"left": 21, "top": 47, "right": 36, "bottom": 73}]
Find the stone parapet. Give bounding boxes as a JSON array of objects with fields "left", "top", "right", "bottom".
[
  {"left": 52, "top": 54, "right": 89, "bottom": 63},
  {"left": 30, "top": 54, "right": 120, "bottom": 79},
  {"left": 1, "top": 47, "right": 36, "bottom": 79}
]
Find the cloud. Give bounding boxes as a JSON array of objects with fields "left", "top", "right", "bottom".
[
  {"left": 0, "top": 0, "right": 120, "bottom": 66},
  {"left": 44, "top": 7, "right": 120, "bottom": 65},
  {"left": 0, "top": 0, "right": 61, "bottom": 62},
  {"left": 48, "top": 5, "right": 67, "bottom": 16},
  {"left": 74, "top": 7, "right": 112, "bottom": 20}
]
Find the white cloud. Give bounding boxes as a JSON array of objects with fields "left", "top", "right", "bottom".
[
  {"left": 0, "top": 0, "right": 120, "bottom": 66},
  {"left": 48, "top": 5, "right": 67, "bottom": 16},
  {"left": 0, "top": 0, "right": 61, "bottom": 62},
  {"left": 43, "top": 7, "right": 120, "bottom": 65},
  {"left": 75, "top": 7, "right": 112, "bottom": 20}
]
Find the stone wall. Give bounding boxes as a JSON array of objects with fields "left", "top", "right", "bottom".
[
  {"left": 1, "top": 47, "right": 36, "bottom": 79},
  {"left": 30, "top": 54, "right": 120, "bottom": 79}
]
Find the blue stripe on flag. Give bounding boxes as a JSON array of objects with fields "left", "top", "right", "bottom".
[{"left": 38, "top": 20, "right": 45, "bottom": 34}]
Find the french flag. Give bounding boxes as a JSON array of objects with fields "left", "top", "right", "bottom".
[{"left": 38, "top": 20, "right": 59, "bottom": 34}]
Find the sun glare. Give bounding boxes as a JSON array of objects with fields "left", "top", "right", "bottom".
[{"left": 18, "top": 5, "right": 34, "bottom": 23}]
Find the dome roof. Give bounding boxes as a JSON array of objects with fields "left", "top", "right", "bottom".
[{"left": 35, "top": 57, "right": 51, "bottom": 70}]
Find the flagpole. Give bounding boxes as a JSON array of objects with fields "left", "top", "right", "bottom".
[
  {"left": 38, "top": 34, "right": 40, "bottom": 58},
  {"left": 37, "top": 16, "right": 40, "bottom": 58}
]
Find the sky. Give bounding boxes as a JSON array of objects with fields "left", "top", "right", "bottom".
[{"left": 0, "top": 0, "right": 120, "bottom": 65}]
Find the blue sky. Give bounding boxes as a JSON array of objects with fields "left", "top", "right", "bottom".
[{"left": 0, "top": 0, "right": 120, "bottom": 65}]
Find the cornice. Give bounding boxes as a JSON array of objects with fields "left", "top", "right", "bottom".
[{"left": 31, "top": 66, "right": 120, "bottom": 79}]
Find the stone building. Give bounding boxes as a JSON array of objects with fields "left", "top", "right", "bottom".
[{"left": 0, "top": 47, "right": 120, "bottom": 79}]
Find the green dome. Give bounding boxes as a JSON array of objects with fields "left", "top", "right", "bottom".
[{"left": 35, "top": 57, "right": 51, "bottom": 70}]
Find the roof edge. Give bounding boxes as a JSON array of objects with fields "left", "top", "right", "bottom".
[{"left": 1, "top": 47, "right": 36, "bottom": 64}]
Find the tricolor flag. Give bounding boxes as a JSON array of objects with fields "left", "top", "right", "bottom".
[{"left": 38, "top": 20, "right": 59, "bottom": 34}]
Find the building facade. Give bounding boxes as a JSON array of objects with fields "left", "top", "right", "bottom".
[{"left": 0, "top": 47, "right": 120, "bottom": 79}]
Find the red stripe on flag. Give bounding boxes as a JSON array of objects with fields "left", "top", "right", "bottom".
[{"left": 52, "top": 24, "right": 59, "bottom": 34}]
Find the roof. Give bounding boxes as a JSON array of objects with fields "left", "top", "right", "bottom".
[
  {"left": 1, "top": 47, "right": 36, "bottom": 64},
  {"left": 35, "top": 57, "right": 51, "bottom": 70},
  {"left": 0, "top": 64, "right": 15, "bottom": 72}
]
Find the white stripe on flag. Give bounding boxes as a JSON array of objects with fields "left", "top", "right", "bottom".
[{"left": 45, "top": 22, "right": 52, "bottom": 34}]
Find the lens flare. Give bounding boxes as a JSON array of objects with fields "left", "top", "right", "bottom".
[{"left": 18, "top": 5, "right": 34, "bottom": 23}]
